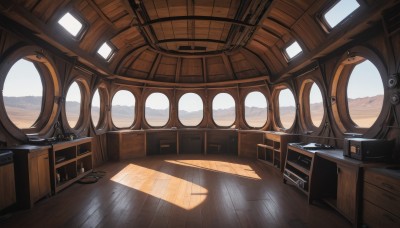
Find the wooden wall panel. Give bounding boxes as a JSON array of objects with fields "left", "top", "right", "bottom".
[
  {"left": 146, "top": 131, "right": 177, "bottom": 155},
  {"left": 0, "top": 163, "right": 16, "bottom": 211},
  {"left": 107, "top": 131, "right": 146, "bottom": 160},
  {"left": 179, "top": 131, "right": 204, "bottom": 154},
  {"left": 207, "top": 130, "right": 238, "bottom": 155},
  {"left": 238, "top": 132, "right": 263, "bottom": 158}
]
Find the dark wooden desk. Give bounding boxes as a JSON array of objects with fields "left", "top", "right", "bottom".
[{"left": 310, "top": 149, "right": 387, "bottom": 227}]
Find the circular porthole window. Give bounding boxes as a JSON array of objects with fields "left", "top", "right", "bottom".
[
  {"left": 299, "top": 80, "right": 325, "bottom": 130},
  {"left": 309, "top": 83, "right": 324, "bottom": 127},
  {"left": 346, "top": 60, "right": 384, "bottom": 128},
  {"left": 0, "top": 48, "right": 61, "bottom": 139},
  {"left": 178, "top": 93, "right": 203, "bottom": 126},
  {"left": 3, "top": 59, "right": 44, "bottom": 129},
  {"left": 145, "top": 92, "right": 170, "bottom": 127},
  {"left": 331, "top": 50, "right": 386, "bottom": 134},
  {"left": 111, "top": 90, "right": 136, "bottom": 128},
  {"left": 65, "top": 81, "right": 82, "bottom": 128},
  {"left": 91, "top": 89, "right": 100, "bottom": 128},
  {"left": 244, "top": 91, "right": 268, "bottom": 128},
  {"left": 212, "top": 93, "right": 236, "bottom": 127},
  {"left": 278, "top": 89, "right": 296, "bottom": 129}
]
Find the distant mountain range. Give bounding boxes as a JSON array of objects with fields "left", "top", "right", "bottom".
[{"left": 3, "top": 94, "right": 384, "bottom": 128}]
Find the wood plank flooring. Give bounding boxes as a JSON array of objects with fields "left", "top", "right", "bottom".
[{"left": 0, "top": 155, "right": 351, "bottom": 228}]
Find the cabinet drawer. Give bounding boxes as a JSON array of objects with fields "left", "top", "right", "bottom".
[
  {"left": 364, "top": 169, "right": 400, "bottom": 196},
  {"left": 364, "top": 182, "right": 400, "bottom": 218},
  {"left": 363, "top": 200, "right": 400, "bottom": 228}
]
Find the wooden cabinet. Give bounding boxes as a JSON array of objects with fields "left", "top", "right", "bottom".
[
  {"left": 107, "top": 130, "right": 146, "bottom": 160},
  {"left": 0, "top": 162, "right": 16, "bottom": 211},
  {"left": 50, "top": 138, "right": 93, "bottom": 194},
  {"left": 258, "top": 132, "right": 297, "bottom": 171},
  {"left": 179, "top": 131, "right": 204, "bottom": 154},
  {"left": 206, "top": 130, "right": 237, "bottom": 155},
  {"left": 12, "top": 145, "right": 51, "bottom": 209},
  {"left": 309, "top": 149, "right": 386, "bottom": 226},
  {"left": 146, "top": 130, "right": 177, "bottom": 155},
  {"left": 363, "top": 167, "right": 400, "bottom": 227},
  {"left": 238, "top": 131, "right": 263, "bottom": 158},
  {"left": 336, "top": 164, "right": 358, "bottom": 223}
]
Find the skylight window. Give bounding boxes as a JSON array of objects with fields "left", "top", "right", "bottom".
[
  {"left": 324, "top": 0, "right": 360, "bottom": 29},
  {"left": 58, "top": 12, "right": 83, "bottom": 37},
  {"left": 97, "top": 42, "right": 114, "bottom": 60},
  {"left": 285, "top": 41, "right": 302, "bottom": 60}
]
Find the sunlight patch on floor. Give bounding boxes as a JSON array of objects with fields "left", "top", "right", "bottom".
[
  {"left": 165, "top": 159, "right": 261, "bottom": 180},
  {"left": 110, "top": 163, "right": 208, "bottom": 210}
]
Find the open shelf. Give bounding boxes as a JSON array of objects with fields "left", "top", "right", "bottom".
[
  {"left": 283, "top": 144, "right": 314, "bottom": 196},
  {"left": 55, "top": 158, "right": 76, "bottom": 169},
  {"left": 286, "top": 160, "right": 310, "bottom": 176},
  {"left": 258, "top": 132, "right": 298, "bottom": 172},
  {"left": 50, "top": 137, "right": 93, "bottom": 194}
]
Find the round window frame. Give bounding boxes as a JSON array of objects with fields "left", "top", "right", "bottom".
[
  {"left": 211, "top": 92, "right": 237, "bottom": 128},
  {"left": 110, "top": 88, "right": 137, "bottom": 129},
  {"left": 62, "top": 78, "right": 90, "bottom": 133},
  {"left": 0, "top": 45, "right": 61, "bottom": 140},
  {"left": 272, "top": 84, "right": 297, "bottom": 132},
  {"left": 91, "top": 83, "right": 109, "bottom": 133},
  {"left": 177, "top": 92, "right": 205, "bottom": 127},
  {"left": 242, "top": 89, "right": 270, "bottom": 129},
  {"left": 331, "top": 46, "right": 388, "bottom": 135},
  {"left": 144, "top": 91, "right": 171, "bottom": 128},
  {"left": 299, "top": 79, "right": 326, "bottom": 132}
]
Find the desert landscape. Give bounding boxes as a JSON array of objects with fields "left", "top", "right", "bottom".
[{"left": 4, "top": 95, "right": 383, "bottom": 129}]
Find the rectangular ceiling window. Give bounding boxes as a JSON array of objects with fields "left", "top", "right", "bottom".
[
  {"left": 285, "top": 41, "right": 302, "bottom": 60},
  {"left": 58, "top": 12, "right": 84, "bottom": 37},
  {"left": 324, "top": 0, "right": 360, "bottom": 29},
  {"left": 97, "top": 42, "right": 114, "bottom": 60}
]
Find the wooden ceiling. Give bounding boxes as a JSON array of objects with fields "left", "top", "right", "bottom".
[{"left": 0, "top": 0, "right": 394, "bottom": 85}]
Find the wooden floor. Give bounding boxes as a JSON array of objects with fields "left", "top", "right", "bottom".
[{"left": 1, "top": 155, "right": 351, "bottom": 228}]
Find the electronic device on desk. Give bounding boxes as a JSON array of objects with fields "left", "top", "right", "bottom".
[
  {"left": 29, "top": 137, "right": 57, "bottom": 145},
  {"left": 297, "top": 142, "right": 334, "bottom": 150},
  {"left": 343, "top": 138, "right": 393, "bottom": 161}
]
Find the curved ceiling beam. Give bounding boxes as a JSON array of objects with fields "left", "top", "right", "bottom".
[
  {"left": 141, "top": 16, "right": 254, "bottom": 28},
  {"left": 243, "top": 47, "right": 272, "bottom": 76},
  {"left": 114, "top": 44, "right": 148, "bottom": 74},
  {"left": 111, "top": 74, "right": 269, "bottom": 88},
  {"left": 157, "top": 38, "right": 226, "bottom": 44}
]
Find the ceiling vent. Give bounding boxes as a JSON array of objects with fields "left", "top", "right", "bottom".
[{"left": 178, "top": 46, "right": 207, "bottom": 51}]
